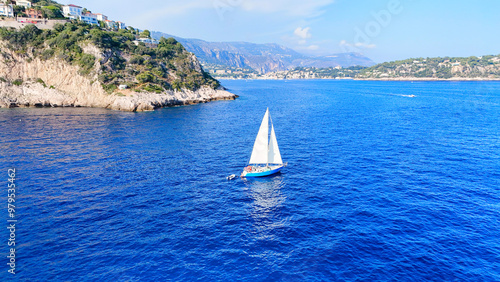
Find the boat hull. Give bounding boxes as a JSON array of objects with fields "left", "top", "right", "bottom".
[{"left": 241, "top": 165, "right": 283, "bottom": 178}]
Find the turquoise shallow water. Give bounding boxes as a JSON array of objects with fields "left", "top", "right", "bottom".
[{"left": 1, "top": 80, "right": 500, "bottom": 280}]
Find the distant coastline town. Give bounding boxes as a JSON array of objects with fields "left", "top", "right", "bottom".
[{"left": 205, "top": 56, "right": 500, "bottom": 81}]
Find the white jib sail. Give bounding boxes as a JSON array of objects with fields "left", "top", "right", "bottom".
[
  {"left": 249, "top": 109, "right": 269, "bottom": 164},
  {"left": 268, "top": 124, "right": 283, "bottom": 164}
]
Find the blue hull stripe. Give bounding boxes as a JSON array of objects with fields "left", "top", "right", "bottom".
[{"left": 244, "top": 166, "right": 283, "bottom": 177}]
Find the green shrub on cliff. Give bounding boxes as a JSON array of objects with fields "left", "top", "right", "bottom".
[
  {"left": 36, "top": 78, "right": 47, "bottom": 87},
  {"left": 102, "top": 83, "right": 117, "bottom": 94},
  {"left": 130, "top": 55, "right": 144, "bottom": 65},
  {"left": 42, "top": 6, "right": 64, "bottom": 19},
  {"left": 78, "top": 53, "right": 96, "bottom": 75},
  {"left": 136, "top": 71, "right": 155, "bottom": 83}
]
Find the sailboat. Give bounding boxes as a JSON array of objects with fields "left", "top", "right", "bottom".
[{"left": 241, "top": 108, "right": 286, "bottom": 178}]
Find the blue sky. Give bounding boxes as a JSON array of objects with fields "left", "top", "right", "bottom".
[{"left": 57, "top": 0, "right": 500, "bottom": 63}]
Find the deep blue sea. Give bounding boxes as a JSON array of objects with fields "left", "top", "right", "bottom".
[{"left": 1, "top": 80, "right": 500, "bottom": 281}]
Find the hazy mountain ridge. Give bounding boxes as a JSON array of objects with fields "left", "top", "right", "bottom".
[{"left": 151, "top": 31, "right": 375, "bottom": 73}]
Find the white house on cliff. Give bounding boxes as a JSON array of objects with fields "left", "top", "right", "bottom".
[
  {"left": 62, "top": 4, "right": 125, "bottom": 28},
  {"left": 62, "top": 4, "right": 97, "bottom": 25},
  {"left": 0, "top": 2, "right": 14, "bottom": 17},
  {"left": 15, "top": 0, "right": 32, "bottom": 8},
  {"left": 62, "top": 4, "right": 82, "bottom": 19}
]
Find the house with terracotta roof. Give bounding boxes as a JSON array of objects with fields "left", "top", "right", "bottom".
[
  {"left": 104, "top": 19, "right": 116, "bottom": 29},
  {"left": 26, "top": 8, "right": 42, "bottom": 18},
  {"left": 116, "top": 21, "right": 126, "bottom": 29},
  {"left": 80, "top": 12, "right": 98, "bottom": 25},
  {"left": 94, "top": 13, "right": 107, "bottom": 21},
  {"left": 62, "top": 4, "right": 82, "bottom": 20},
  {"left": 62, "top": 4, "right": 100, "bottom": 25},
  {"left": 104, "top": 19, "right": 127, "bottom": 30}
]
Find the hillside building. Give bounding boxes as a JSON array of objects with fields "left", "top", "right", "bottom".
[
  {"left": 116, "top": 21, "right": 126, "bottom": 29},
  {"left": 62, "top": 4, "right": 82, "bottom": 19},
  {"left": 104, "top": 19, "right": 126, "bottom": 30},
  {"left": 14, "top": 0, "right": 31, "bottom": 8},
  {"left": 94, "top": 13, "right": 107, "bottom": 21},
  {"left": 80, "top": 12, "right": 98, "bottom": 25},
  {"left": 0, "top": 3, "right": 14, "bottom": 17},
  {"left": 104, "top": 19, "right": 116, "bottom": 29},
  {"left": 26, "top": 8, "right": 42, "bottom": 18}
]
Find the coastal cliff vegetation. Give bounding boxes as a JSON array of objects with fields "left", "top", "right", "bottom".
[
  {"left": 358, "top": 56, "right": 500, "bottom": 79},
  {"left": 0, "top": 21, "right": 220, "bottom": 93}
]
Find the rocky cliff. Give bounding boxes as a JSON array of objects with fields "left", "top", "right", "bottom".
[{"left": 0, "top": 39, "right": 236, "bottom": 111}]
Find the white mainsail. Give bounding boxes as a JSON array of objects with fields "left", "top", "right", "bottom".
[
  {"left": 249, "top": 109, "right": 269, "bottom": 164},
  {"left": 268, "top": 124, "right": 283, "bottom": 164},
  {"left": 249, "top": 108, "right": 283, "bottom": 165}
]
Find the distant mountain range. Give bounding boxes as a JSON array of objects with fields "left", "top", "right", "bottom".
[{"left": 151, "top": 31, "right": 375, "bottom": 73}]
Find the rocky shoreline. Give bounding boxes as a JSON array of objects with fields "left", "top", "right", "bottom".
[{"left": 0, "top": 81, "right": 236, "bottom": 111}]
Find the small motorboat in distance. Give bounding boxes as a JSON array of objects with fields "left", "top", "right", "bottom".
[{"left": 241, "top": 108, "right": 286, "bottom": 178}]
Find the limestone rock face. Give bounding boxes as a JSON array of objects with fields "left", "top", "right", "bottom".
[{"left": 0, "top": 42, "right": 236, "bottom": 111}]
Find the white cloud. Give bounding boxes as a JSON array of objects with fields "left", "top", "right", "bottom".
[
  {"left": 355, "top": 42, "right": 376, "bottom": 49},
  {"left": 307, "top": 44, "right": 319, "bottom": 50},
  {"left": 240, "top": 0, "right": 334, "bottom": 17},
  {"left": 132, "top": 0, "right": 212, "bottom": 25},
  {"left": 133, "top": 0, "right": 334, "bottom": 24},
  {"left": 294, "top": 27, "right": 312, "bottom": 40},
  {"left": 131, "top": 0, "right": 334, "bottom": 30},
  {"left": 294, "top": 43, "right": 319, "bottom": 50},
  {"left": 340, "top": 40, "right": 376, "bottom": 49}
]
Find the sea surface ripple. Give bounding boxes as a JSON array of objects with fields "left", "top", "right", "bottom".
[{"left": 1, "top": 80, "right": 499, "bottom": 281}]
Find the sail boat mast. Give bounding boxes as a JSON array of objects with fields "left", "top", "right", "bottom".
[{"left": 248, "top": 108, "right": 282, "bottom": 165}]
